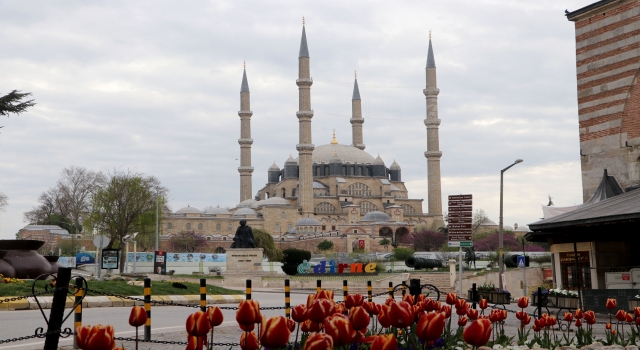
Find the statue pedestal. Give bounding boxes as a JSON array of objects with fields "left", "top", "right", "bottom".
[{"left": 226, "top": 248, "right": 264, "bottom": 274}]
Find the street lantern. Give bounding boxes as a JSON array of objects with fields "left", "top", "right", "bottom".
[{"left": 499, "top": 159, "right": 523, "bottom": 290}]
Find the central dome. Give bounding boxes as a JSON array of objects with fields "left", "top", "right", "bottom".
[{"left": 312, "top": 144, "right": 375, "bottom": 164}]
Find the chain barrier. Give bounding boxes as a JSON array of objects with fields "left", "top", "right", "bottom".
[
  {"left": 0, "top": 289, "right": 56, "bottom": 304},
  {"left": 115, "top": 337, "right": 239, "bottom": 347},
  {"left": 0, "top": 328, "right": 73, "bottom": 345}
]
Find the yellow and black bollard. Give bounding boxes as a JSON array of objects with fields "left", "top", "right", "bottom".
[
  {"left": 284, "top": 279, "right": 291, "bottom": 318},
  {"left": 367, "top": 281, "right": 372, "bottom": 302},
  {"left": 388, "top": 281, "right": 393, "bottom": 299},
  {"left": 343, "top": 280, "right": 348, "bottom": 301},
  {"left": 402, "top": 280, "right": 407, "bottom": 296},
  {"left": 199, "top": 278, "right": 207, "bottom": 312},
  {"left": 144, "top": 278, "right": 151, "bottom": 341},
  {"left": 73, "top": 277, "right": 83, "bottom": 349},
  {"left": 246, "top": 279, "right": 252, "bottom": 300},
  {"left": 316, "top": 279, "right": 321, "bottom": 293}
]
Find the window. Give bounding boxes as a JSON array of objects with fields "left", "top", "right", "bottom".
[
  {"left": 354, "top": 229, "right": 358, "bottom": 233},
  {"left": 275, "top": 223, "right": 280, "bottom": 232},
  {"left": 198, "top": 223, "right": 203, "bottom": 230},
  {"left": 167, "top": 223, "right": 173, "bottom": 229},
  {"left": 288, "top": 224, "right": 293, "bottom": 231},
  {"left": 186, "top": 223, "right": 191, "bottom": 230},
  {"left": 401, "top": 204, "right": 417, "bottom": 214},
  {"left": 207, "top": 236, "right": 211, "bottom": 240},
  {"left": 359, "top": 201, "right": 379, "bottom": 214},
  {"left": 216, "top": 223, "right": 221, "bottom": 231},
  {"left": 325, "top": 166, "right": 329, "bottom": 175},
  {"left": 342, "top": 167, "right": 346, "bottom": 175},
  {"left": 228, "top": 223, "right": 233, "bottom": 231},
  {"left": 348, "top": 183, "right": 372, "bottom": 197},
  {"left": 281, "top": 211, "right": 286, "bottom": 219},
  {"left": 315, "top": 202, "right": 338, "bottom": 214}
]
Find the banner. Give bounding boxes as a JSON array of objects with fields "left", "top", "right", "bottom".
[
  {"left": 154, "top": 251, "right": 167, "bottom": 275},
  {"left": 127, "top": 252, "right": 226, "bottom": 263},
  {"left": 101, "top": 249, "right": 119, "bottom": 269},
  {"left": 76, "top": 252, "right": 95, "bottom": 265},
  {"left": 58, "top": 256, "right": 77, "bottom": 268}
]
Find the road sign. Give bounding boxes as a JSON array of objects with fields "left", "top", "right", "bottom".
[
  {"left": 448, "top": 200, "right": 473, "bottom": 206},
  {"left": 447, "top": 194, "right": 473, "bottom": 247},
  {"left": 448, "top": 217, "right": 472, "bottom": 224},
  {"left": 460, "top": 242, "right": 473, "bottom": 247},
  {"left": 449, "top": 223, "right": 472, "bottom": 229},
  {"left": 449, "top": 195, "right": 472, "bottom": 200},
  {"left": 93, "top": 235, "right": 109, "bottom": 249},
  {"left": 449, "top": 212, "right": 472, "bottom": 218},
  {"left": 449, "top": 206, "right": 472, "bottom": 212},
  {"left": 448, "top": 241, "right": 472, "bottom": 247},
  {"left": 448, "top": 234, "right": 472, "bottom": 241},
  {"left": 517, "top": 256, "right": 526, "bottom": 268}
]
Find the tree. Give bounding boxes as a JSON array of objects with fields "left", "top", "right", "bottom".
[
  {"left": 401, "top": 230, "right": 447, "bottom": 251},
  {"left": 378, "top": 238, "right": 391, "bottom": 251},
  {"left": 168, "top": 231, "right": 206, "bottom": 252},
  {"left": 0, "top": 90, "right": 35, "bottom": 130},
  {"left": 0, "top": 192, "right": 7, "bottom": 214},
  {"left": 253, "top": 228, "right": 283, "bottom": 261},
  {"left": 84, "top": 169, "right": 167, "bottom": 272},
  {"left": 392, "top": 247, "right": 414, "bottom": 261},
  {"left": 317, "top": 240, "right": 334, "bottom": 252},
  {"left": 281, "top": 248, "right": 311, "bottom": 275},
  {"left": 472, "top": 209, "right": 490, "bottom": 234}
]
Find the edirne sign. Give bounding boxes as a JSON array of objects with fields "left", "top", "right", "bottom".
[{"left": 448, "top": 194, "right": 472, "bottom": 247}]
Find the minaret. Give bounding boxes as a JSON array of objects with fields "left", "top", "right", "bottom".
[
  {"left": 351, "top": 72, "right": 365, "bottom": 150},
  {"left": 423, "top": 32, "right": 444, "bottom": 227},
  {"left": 238, "top": 62, "right": 254, "bottom": 202},
  {"left": 296, "top": 18, "right": 315, "bottom": 217}
]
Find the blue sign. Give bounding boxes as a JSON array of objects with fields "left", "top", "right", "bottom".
[
  {"left": 76, "top": 252, "right": 95, "bottom": 265},
  {"left": 127, "top": 252, "right": 226, "bottom": 263},
  {"left": 517, "top": 256, "right": 526, "bottom": 268}
]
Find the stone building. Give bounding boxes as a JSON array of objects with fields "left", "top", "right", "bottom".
[{"left": 163, "top": 23, "right": 445, "bottom": 251}]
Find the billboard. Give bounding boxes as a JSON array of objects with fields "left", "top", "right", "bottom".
[
  {"left": 154, "top": 251, "right": 167, "bottom": 275},
  {"left": 127, "top": 252, "right": 226, "bottom": 263},
  {"left": 101, "top": 249, "right": 119, "bottom": 269}
]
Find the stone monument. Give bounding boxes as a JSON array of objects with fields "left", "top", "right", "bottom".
[{"left": 226, "top": 220, "right": 263, "bottom": 274}]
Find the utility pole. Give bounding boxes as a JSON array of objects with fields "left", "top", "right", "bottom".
[
  {"left": 499, "top": 159, "right": 523, "bottom": 290},
  {"left": 155, "top": 194, "right": 159, "bottom": 252}
]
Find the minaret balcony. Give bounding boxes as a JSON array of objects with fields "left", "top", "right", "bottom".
[
  {"left": 238, "top": 111, "right": 253, "bottom": 117},
  {"left": 423, "top": 88, "right": 440, "bottom": 97},
  {"left": 296, "top": 78, "right": 313, "bottom": 86},
  {"left": 296, "top": 143, "right": 315, "bottom": 152},
  {"left": 238, "top": 138, "right": 254, "bottom": 145},
  {"left": 296, "top": 111, "right": 314, "bottom": 120},
  {"left": 424, "top": 119, "right": 441, "bottom": 127},
  {"left": 424, "top": 151, "right": 442, "bottom": 159},
  {"left": 238, "top": 166, "right": 254, "bottom": 173},
  {"left": 349, "top": 118, "right": 364, "bottom": 124}
]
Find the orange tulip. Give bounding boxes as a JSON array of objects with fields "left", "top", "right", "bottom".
[
  {"left": 303, "top": 332, "right": 334, "bottom": 350},
  {"left": 260, "top": 316, "right": 292, "bottom": 349},
  {"left": 388, "top": 301, "right": 414, "bottom": 328},
  {"left": 236, "top": 300, "right": 261, "bottom": 326},
  {"left": 440, "top": 305, "right": 452, "bottom": 319},
  {"left": 323, "top": 313, "right": 353, "bottom": 347},
  {"left": 128, "top": 306, "right": 147, "bottom": 328},
  {"left": 463, "top": 319, "right": 492, "bottom": 347},
  {"left": 626, "top": 312, "right": 634, "bottom": 323},
  {"left": 206, "top": 306, "right": 224, "bottom": 327},
  {"left": 606, "top": 298, "right": 617, "bottom": 310},
  {"left": 521, "top": 315, "right": 532, "bottom": 326},
  {"left": 606, "top": 323, "right": 612, "bottom": 330},
  {"left": 378, "top": 308, "right": 391, "bottom": 329},
  {"left": 292, "top": 304, "right": 308, "bottom": 323},
  {"left": 634, "top": 307, "right": 640, "bottom": 318},
  {"left": 424, "top": 298, "right": 439, "bottom": 312},
  {"left": 402, "top": 294, "right": 415, "bottom": 305},
  {"left": 345, "top": 293, "right": 365, "bottom": 309},
  {"left": 185, "top": 335, "right": 206, "bottom": 350},
  {"left": 479, "top": 299, "right": 488, "bottom": 310},
  {"left": 349, "top": 306, "right": 370, "bottom": 331},
  {"left": 467, "top": 308, "right": 479, "bottom": 320},
  {"left": 502, "top": 310, "right": 508, "bottom": 321},
  {"left": 75, "top": 324, "right": 115, "bottom": 350},
  {"left": 369, "top": 334, "right": 397, "bottom": 350},
  {"left": 186, "top": 311, "right": 211, "bottom": 337},
  {"left": 307, "top": 294, "right": 316, "bottom": 309},
  {"left": 517, "top": 297, "right": 528, "bottom": 309},
  {"left": 416, "top": 312, "right": 446, "bottom": 342},
  {"left": 584, "top": 310, "right": 596, "bottom": 325},
  {"left": 363, "top": 301, "right": 381, "bottom": 316},
  {"left": 575, "top": 319, "right": 582, "bottom": 328},
  {"left": 308, "top": 298, "right": 335, "bottom": 323},
  {"left": 615, "top": 309, "right": 626, "bottom": 322},
  {"left": 564, "top": 312, "right": 573, "bottom": 323},
  {"left": 574, "top": 309, "right": 583, "bottom": 319},
  {"left": 300, "top": 320, "right": 322, "bottom": 333},
  {"left": 445, "top": 293, "right": 458, "bottom": 305},
  {"left": 316, "top": 289, "right": 334, "bottom": 301},
  {"left": 240, "top": 331, "right": 259, "bottom": 350},
  {"left": 458, "top": 316, "right": 469, "bottom": 327}
]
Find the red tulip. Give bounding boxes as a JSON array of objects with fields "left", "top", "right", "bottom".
[
  {"left": 287, "top": 318, "right": 296, "bottom": 332},
  {"left": 349, "top": 306, "right": 371, "bottom": 331},
  {"left": 378, "top": 308, "right": 391, "bottom": 329},
  {"left": 402, "top": 294, "right": 415, "bottom": 305},
  {"left": 534, "top": 318, "right": 545, "bottom": 329},
  {"left": 455, "top": 299, "right": 468, "bottom": 310},
  {"left": 584, "top": 310, "right": 596, "bottom": 325},
  {"left": 606, "top": 298, "right": 617, "bottom": 310},
  {"left": 260, "top": 316, "right": 292, "bottom": 349},
  {"left": 517, "top": 297, "right": 528, "bottom": 309},
  {"left": 185, "top": 335, "right": 206, "bottom": 350},
  {"left": 479, "top": 299, "right": 488, "bottom": 310},
  {"left": 307, "top": 294, "right": 316, "bottom": 309},
  {"left": 521, "top": 315, "right": 532, "bottom": 326},
  {"left": 616, "top": 310, "right": 627, "bottom": 322},
  {"left": 186, "top": 311, "right": 211, "bottom": 337},
  {"left": 467, "top": 309, "right": 479, "bottom": 320},
  {"left": 323, "top": 314, "right": 353, "bottom": 347},
  {"left": 502, "top": 309, "right": 508, "bottom": 321},
  {"left": 363, "top": 301, "right": 381, "bottom": 316},
  {"left": 240, "top": 331, "right": 259, "bottom": 350},
  {"left": 489, "top": 310, "right": 502, "bottom": 323},
  {"left": 384, "top": 298, "right": 396, "bottom": 306},
  {"left": 206, "top": 306, "right": 224, "bottom": 327},
  {"left": 634, "top": 307, "right": 640, "bottom": 318},
  {"left": 606, "top": 323, "right": 612, "bottom": 330},
  {"left": 239, "top": 323, "right": 254, "bottom": 332},
  {"left": 303, "top": 332, "right": 334, "bottom": 350},
  {"left": 388, "top": 301, "right": 414, "bottom": 328},
  {"left": 516, "top": 311, "right": 527, "bottom": 320},
  {"left": 292, "top": 304, "right": 308, "bottom": 323},
  {"left": 308, "top": 299, "right": 335, "bottom": 323},
  {"left": 316, "top": 290, "right": 334, "bottom": 301},
  {"left": 458, "top": 316, "right": 469, "bottom": 327},
  {"left": 300, "top": 320, "right": 322, "bottom": 333},
  {"left": 636, "top": 317, "right": 640, "bottom": 326},
  {"left": 533, "top": 324, "right": 542, "bottom": 332},
  {"left": 446, "top": 293, "right": 458, "bottom": 305},
  {"left": 76, "top": 325, "right": 115, "bottom": 350},
  {"left": 369, "top": 334, "right": 397, "bottom": 350},
  {"left": 129, "top": 306, "right": 147, "bottom": 328},
  {"left": 456, "top": 304, "right": 469, "bottom": 316},
  {"left": 440, "top": 305, "right": 452, "bottom": 318},
  {"left": 626, "top": 312, "right": 634, "bottom": 323},
  {"left": 416, "top": 312, "right": 446, "bottom": 342},
  {"left": 575, "top": 319, "right": 582, "bottom": 328},
  {"left": 345, "top": 293, "right": 365, "bottom": 309},
  {"left": 564, "top": 312, "right": 573, "bottom": 323},
  {"left": 236, "top": 300, "right": 261, "bottom": 326},
  {"left": 546, "top": 316, "right": 557, "bottom": 327},
  {"left": 424, "top": 298, "right": 439, "bottom": 312},
  {"left": 334, "top": 303, "right": 346, "bottom": 315},
  {"left": 574, "top": 309, "right": 583, "bottom": 319},
  {"left": 463, "top": 319, "right": 492, "bottom": 347}
]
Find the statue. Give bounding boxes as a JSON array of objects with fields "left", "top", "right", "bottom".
[
  {"left": 464, "top": 246, "right": 477, "bottom": 269},
  {"left": 230, "top": 219, "right": 256, "bottom": 248}
]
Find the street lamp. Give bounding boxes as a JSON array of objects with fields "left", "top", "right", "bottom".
[{"left": 499, "top": 159, "right": 523, "bottom": 290}]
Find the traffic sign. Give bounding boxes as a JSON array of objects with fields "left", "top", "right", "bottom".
[
  {"left": 448, "top": 241, "right": 473, "bottom": 247},
  {"left": 93, "top": 235, "right": 109, "bottom": 249},
  {"left": 448, "top": 235, "right": 472, "bottom": 241},
  {"left": 517, "top": 256, "right": 526, "bottom": 268},
  {"left": 448, "top": 200, "right": 473, "bottom": 206},
  {"left": 449, "top": 195, "right": 472, "bottom": 200},
  {"left": 460, "top": 242, "right": 473, "bottom": 247},
  {"left": 449, "top": 206, "right": 472, "bottom": 212},
  {"left": 448, "top": 217, "right": 472, "bottom": 224},
  {"left": 449, "top": 223, "right": 471, "bottom": 229},
  {"left": 449, "top": 212, "right": 472, "bottom": 218}
]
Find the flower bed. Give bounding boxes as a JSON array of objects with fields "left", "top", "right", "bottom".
[
  {"left": 532, "top": 288, "right": 579, "bottom": 309},
  {"left": 469, "top": 289, "right": 511, "bottom": 304},
  {"left": 629, "top": 295, "right": 640, "bottom": 310}
]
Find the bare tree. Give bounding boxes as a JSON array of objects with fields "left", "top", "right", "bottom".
[
  {"left": 168, "top": 231, "right": 206, "bottom": 253},
  {"left": 57, "top": 166, "right": 104, "bottom": 234},
  {"left": 472, "top": 209, "right": 490, "bottom": 234},
  {"left": 0, "top": 192, "right": 8, "bottom": 213},
  {"left": 23, "top": 187, "right": 72, "bottom": 227}
]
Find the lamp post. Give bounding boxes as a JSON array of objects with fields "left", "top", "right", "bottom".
[{"left": 498, "top": 159, "right": 523, "bottom": 290}]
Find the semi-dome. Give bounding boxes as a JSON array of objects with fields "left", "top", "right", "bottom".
[
  {"left": 237, "top": 198, "right": 257, "bottom": 208},
  {"left": 204, "top": 206, "right": 230, "bottom": 215},
  {"left": 176, "top": 205, "right": 201, "bottom": 214},
  {"left": 233, "top": 208, "right": 257, "bottom": 216},
  {"left": 310, "top": 143, "right": 376, "bottom": 164},
  {"left": 361, "top": 211, "right": 392, "bottom": 222},
  {"left": 258, "top": 197, "right": 290, "bottom": 206},
  {"left": 296, "top": 217, "right": 322, "bottom": 226}
]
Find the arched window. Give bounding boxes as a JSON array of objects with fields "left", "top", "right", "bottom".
[
  {"left": 198, "top": 223, "right": 203, "bottom": 230},
  {"left": 265, "top": 192, "right": 269, "bottom": 199},
  {"left": 167, "top": 223, "right": 173, "bottom": 229},
  {"left": 401, "top": 204, "right": 417, "bottom": 214},
  {"left": 207, "top": 236, "right": 211, "bottom": 240},
  {"left": 186, "top": 223, "right": 191, "bottom": 230},
  {"left": 324, "top": 166, "right": 329, "bottom": 175},
  {"left": 315, "top": 202, "right": 338, "bottom": 214},
  {"left": 281, "top": 211, "right": 286, "bottom": 219},
  {"left": 342, "top": 166, "right": 346, "bottom": 175},
  {"left": 348, "top": 183, "right": 372, "bottom": 197},
  {"left": 275, "top": 223, "right": 280, "bottom": 232},
  {"left": 228, "top": 223, "right": 233, "bottom": 231},
  {"left": 288, "top": 223, "right": 293, "bottom": 231},
  {"left": 216, "top": 223, "right": 221, "bottom": 231},
  {"left": 359, "top": 201, "right": 379, "bottom": 214},
  {"left": 282, "top": 188, "right": 286, "bottom": 197}
]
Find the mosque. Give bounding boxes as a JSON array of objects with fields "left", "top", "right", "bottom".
[{"left": 163, "top": 23, "right": 445, "bottom": 250}]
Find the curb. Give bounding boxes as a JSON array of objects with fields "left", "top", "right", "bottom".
[{"left": 0, "top": 294, "right": 244, "bottom": 311}]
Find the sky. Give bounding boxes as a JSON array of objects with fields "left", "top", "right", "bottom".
[{"left": 0, "top": 0, "right": 592, "bottom": 238}]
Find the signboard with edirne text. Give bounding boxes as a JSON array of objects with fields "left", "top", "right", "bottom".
[{"left": 448, "top": 194, "right": 473, "bottom": 247}]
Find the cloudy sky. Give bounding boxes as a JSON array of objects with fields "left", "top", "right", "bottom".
[{"left": 0, "top": 0, "right": 592, "bottom": 239}]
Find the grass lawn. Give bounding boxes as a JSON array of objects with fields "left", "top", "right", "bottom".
[
  {"left": 171, "top": 274, "right": 224, "bottom": 280},
  {"left": 0, "top": 280, "right": 243, "bottom": 297},
  {"left": 262, "top": 273, "right": 402, "bottom": 282}
]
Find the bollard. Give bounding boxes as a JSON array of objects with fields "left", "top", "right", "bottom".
[
  {"left": 73, "top": 277, "right": 83, "bottom": 350},
  {"left": 367, "top": 281, "right": 372, "bottom": 302},
  {"left": 388, "top": 281, "right": 393, "bottom": 299},
  {"left": 246, "top": 280, "right": 252, "bottom": 300},
  {"left": 200, "top": 278, "right": 207, "bottom": 312},
  {"left": 409, "top": 279, "right": 421, "bottom": 304},
  {"left": 316, "top": 279, "right": 321, "bottom": 293},
  {"left": 472, "top": 283, "right": 477, "bottom": 309},
  {"left": 285, "top": 279, "right": 291, "bottom": 319},
  {"left": 44, "top": 267, "right": 72, "bottom": 350},
  {"left": 144, "top": 278, "right": 151, "bottom": 341},
  {"left": 343, "top": 280, "right": 348, "bottom": 301},
  {"left": 401, "top": 280, "right": 407, "bottom": 296},
  {"left": 537, "top": 287, "right": 542, "bottom": 319}
]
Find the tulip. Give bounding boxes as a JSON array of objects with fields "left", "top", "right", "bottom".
[
  {"left": 446, "top": 293, "right": 458, "bottom": 305},
  {"left": 335, "top": 303, "right": 347, "bottom": 315},
  {"left": 636, "top": 317, "right": 640, "bottom": 326},
  {"left": 564, "top": 312, "right": 574, "bottom": 323},
  {"left": 307, "top": 293, "right": 316, "bottom": 309},
  {"left": 479, "top": 299, "right": 488, "bottom": 310},
  {"left": 424, "top": 298, "right": 439, "bottom": 312},
  {"left": 612, "top": 329, "right": 617, "bottom": 335},
  {"left": 186, "top": 335, "right": 207, "bottom": 350},
  {"left": 292, "top": 304, "right": 308, "bottom": 323},
  {"left": 240, "top": 331, "right": 259, "bottom": 350},
  {"left": 129, "top": 306, "right": 147, "bottom": 327},
  {"left": 239, "top": 323, "right": 254, "bottom": 332},
  {"left": 635, "top": 307, "right": 640, "bottom": 318},
  {"left": 416, "top": 312, "right": 446, "bottom": 342},
  {"left": 606, "top": 323, "right": 612, "bottom": 330},
  {"left": 521, "top": 315, "right": 532, "bottom": 326},
  {"left": 186, "top": 311, "right": 211, "bottom": 337},
  {"left": 516, "top": 311, "right": 527, "bottom": 320},
  {"left": 308, "top": 298, "right": 335, "bottom": 323},
  {"left": 316, "top": 289, "right": 334, "bottom": 301},
  {"left": 324, "top": 313, "right": 353, "bottom": 347},
  {"left": 606, "top": 298, "right": 617, "bottom": 310},
  {"left": 369, "top": 334, "right": 397, "bottom": 350},
  {"left": 463, "top": 319, "right": 492, "bottom": 347},
  {"left": 363, "top": 301, "right": 381, "bottom": 316},
  {"left": 456, "top": 304, "right": 469, "bottom": 316},
  {"left": 388, "top": 301, "right": 414, "bottom": 328},
  {"left": 236, "top": 300, "right": 261, "bottom": 326},
  {"left": 626, "top": 312, "right": 634, "bottom": 323},
  {"left": 301, "top": 320, "right": 322, "bottom": 333},
  {"left": 468, "top": 309, "right": 479, "bottom": 320},
  {"left": 615, "top": 309, "right": 626, "bottom": 322},
  {"left": 303, "top": 332, "right": 334, "bottom": 350},
  {"left": 440, "top": 305, "right": 452, "bottom": 319},
  {"left": 345, "top": 293, "right": 365, "bottom": 309},
  {"left": 384, "top": 298, "right": 396, "bottom": 306},
  {"left": 204, "top": 306, "right": 223, "bottom": 328},
  {"left": 575, "top": 318, "right": 583, "bottom": 328},
  {"left": 547, "top": 316, "right": 557, "bottom": 327},
  {"left": 260, "top": 316, "right": 292, "bottom": 349},
  {"left": 502, "top": 309, "right": 508, "bottom": 321},
  {"left": 402, "top": 294, "right": 415, "bottom": 305},
  {"left": 349, "top": 306, "right": 370, "bottom": 331},
  {"left": 489, "top": 310, "right": 502, "bottom": 323},
  {"left": 76, "top": 324, "right": 115, "bottom": 350},
  {"left": 533, "top": 324, "right": 542, "bottom": 333},
  {"left": 574, "top": 309, "right": 583, "bottom": 319},
  {"left": 455, "top": 298, "right": 468, "bottom": 310},
  {"left": 378, "top": 308, "right": 391, "bottom": 329},
  {"left": 459, "top": 316, "right": 469, "bottom": 327},
  {"left": 516, "top": 296, "right": 528, "bottom": 309},
  {"left": 584, "top": 310, "right": 596, "bottom": 325},
  {"left": 534, "top": 318, "right": 546, "bottom": 329}
]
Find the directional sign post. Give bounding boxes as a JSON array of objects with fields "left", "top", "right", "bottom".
[
  {"left": 518, "top": 255, "right": 527, "bottom": 298},
  {"left": 448, "top": 194, "right": 472, "bottom": 296},
  {"left": 517, "top": 256, "right": 526, "bottom": 268}
]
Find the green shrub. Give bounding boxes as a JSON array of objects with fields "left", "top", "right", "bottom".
[
  {"left": 392, "top": 247, "right": 415, "bottom": 261},
  {"left": 253, "top": 228, "right": 283, "bottom": 262},
  {"left": 281, "top": 248, "right": 311, "bottom": 275}
]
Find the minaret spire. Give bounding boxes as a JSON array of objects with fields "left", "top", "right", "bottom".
[
  {"left": 350, "top": 72, "right": 365, "bottom": 150},
  {"left": 423, "top": 35, "right": 444, "bottom": 228},
  {"left": 238, "top": 64, "right": 254, "bottom": 202},
  {"left": 296, "top": 21, "right": 315, "bottom": 217}
]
